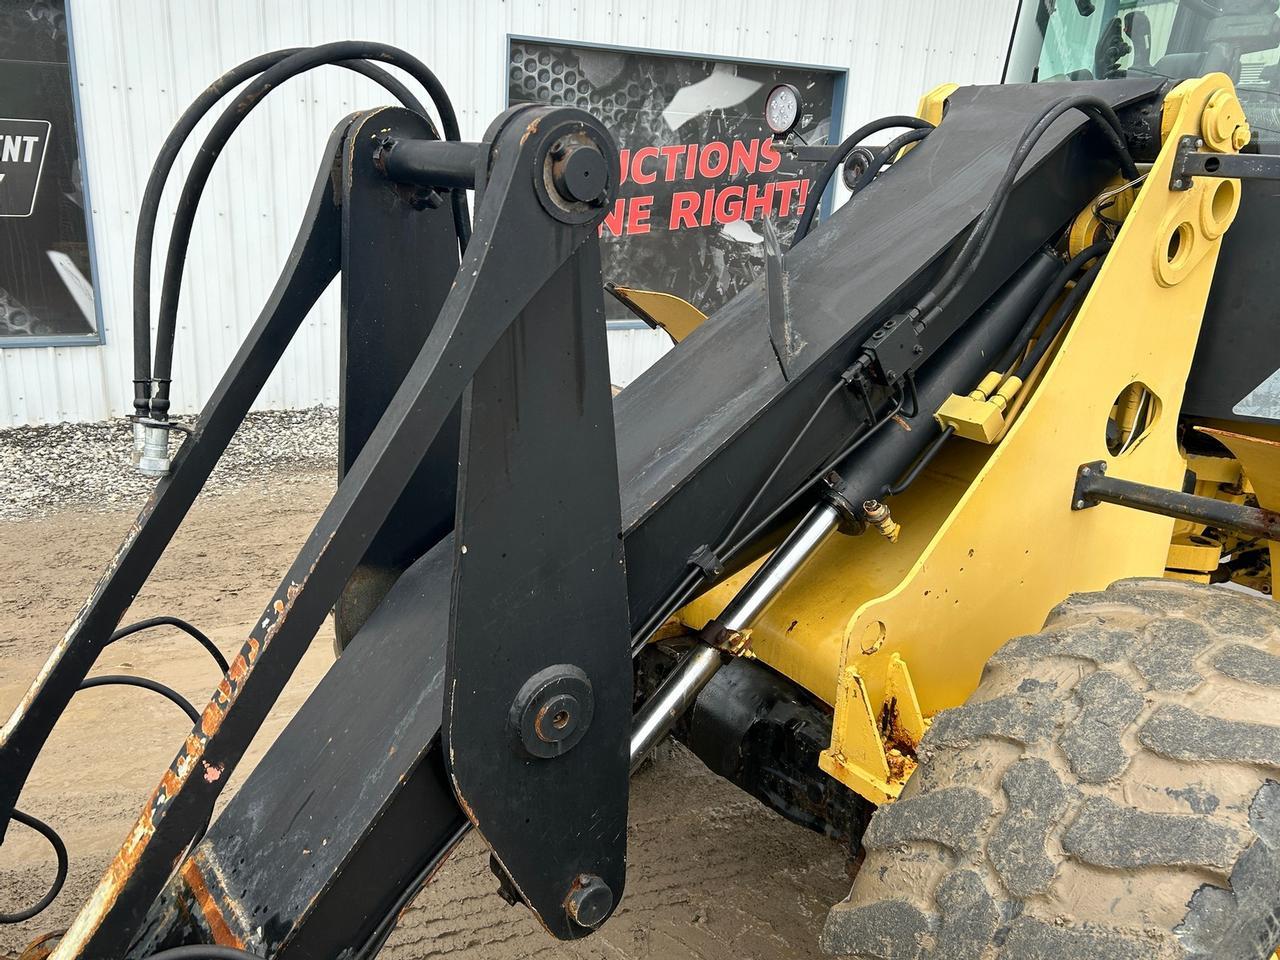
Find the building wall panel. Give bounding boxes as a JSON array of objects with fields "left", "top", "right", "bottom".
[{"left": 0, "top": 0, "right": 1017, "bottom": 425}]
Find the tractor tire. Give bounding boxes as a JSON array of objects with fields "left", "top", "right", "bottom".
[{"left": 824, "top": 578, "right": 1280, "bottom": 960}]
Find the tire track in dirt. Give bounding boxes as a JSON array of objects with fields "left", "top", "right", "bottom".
[{"left": 1, "top": 478, "right": 847, "bottom": 959}]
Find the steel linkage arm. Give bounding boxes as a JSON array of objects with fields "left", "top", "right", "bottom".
[
  {"left": 44, "top": 103, "right": 625, "bottom": 959},
  {"left": 0, "top": 116, "right": 350, "bottom": 847}
]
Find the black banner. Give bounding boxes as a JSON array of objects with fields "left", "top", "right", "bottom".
[
  {"left": 509, "top": 40, "right": 840, "bottom": 320},
  {"left": 0, "top": 0, "right": 97, "bottom": 342}
]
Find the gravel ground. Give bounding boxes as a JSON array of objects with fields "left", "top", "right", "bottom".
[{"left": 0, "top": 407, "right": 339, "bottom": 520}]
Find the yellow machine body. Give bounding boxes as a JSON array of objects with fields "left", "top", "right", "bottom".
[{"left": 679, "top": 74, "right": 1254, "bottom": 803}]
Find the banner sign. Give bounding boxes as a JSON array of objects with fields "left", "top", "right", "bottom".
[
  {"left": 0, "top": 1, "right": 98, "bottom": 342},
  {"left": 508, "top": 39, "right": 841, "bottom": 320},
  {"left": 0, "top": 118, "right": 51, "bottom": 218}
]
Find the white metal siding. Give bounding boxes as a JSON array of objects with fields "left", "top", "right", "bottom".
[{"left": 0, "top": 0, "right": 1017, "bottom": 426}]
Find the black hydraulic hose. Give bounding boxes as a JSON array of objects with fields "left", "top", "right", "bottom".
[
  {"left": 791, "top": 115, "right": 935, "bottom": 245},
  {"left": 826, "top": 247, "right": 1060, "bottom": 514},
  {"left": 845, "top": 127, "right": 934, "bottom": 196},
  {"left": 1011, "top": 253, "right": 1106, "bottom": 382},
  {"left": 149, "top": 41, "right": 467, "bottom": 419},
  {"left": 729, "top": 388, "right": 907, "bottom": 555},
  {"left": 714, "top": 377, "right": 848, "bottom": 556},
  {"left": 912, "top": 95, "right": 1136, "bottom": 330},
  {"left": 886, "top": 424, "right": 956, "bottom": 497},
  {"left": 108, "top": 615, "right": 229, "bottom": 675},
  {"left": 79, "top": 675, "right": 202, "bottom": 725},
  {"left": 994, "top": 239, "right": 1111, "bottom": 374},
  {"left": 629, "top": 386, "right": 907, "bottom": 654},
  {"left": 628, "top": 377, "right": 852, "bottom": 651},
  {"left": 129, "top": 49, "right": 435, "bottom": 418},
  {"left": 0, "top": 809, "right": 67, "bottom": 923},
  {"left": 1, "top": 648, "right": 213, "bottom": 925},
  {"left": 146, "top": 949, "right": 265, "bottom": 960}
]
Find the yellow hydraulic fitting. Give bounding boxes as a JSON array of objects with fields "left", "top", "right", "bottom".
[
  {"left": 935, "top": 374, "right": 1023, "bottom": 444},
  {"left": 862, "top": 500, "right": 901, "bottom": 542},
  {"left": 969, "top": 370, "right": 1004, "bottom": 401}
]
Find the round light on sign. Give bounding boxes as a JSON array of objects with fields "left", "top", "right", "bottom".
[{"left": 764, "top": 83, "right": 801, "bottom": 136}]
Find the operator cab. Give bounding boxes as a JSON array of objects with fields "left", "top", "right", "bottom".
[
  {"left": 1007, "top": 0, "right": 1280, "bottom": 426},
  {"left": 1007, "top": 0, "right": 1280, "bottom": 147}
]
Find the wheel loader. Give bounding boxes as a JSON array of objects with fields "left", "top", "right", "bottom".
[{"left": 5, "top": 1, "right": 1280, "bottom": 958}]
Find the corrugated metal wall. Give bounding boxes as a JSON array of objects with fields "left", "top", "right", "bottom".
[{"left": 0, "top": 0, "right": 1018, "bottom": 426}]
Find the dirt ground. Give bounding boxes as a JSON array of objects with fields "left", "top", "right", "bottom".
[{"left": 0, "top": 474, "right": 849, "bottom": 959}]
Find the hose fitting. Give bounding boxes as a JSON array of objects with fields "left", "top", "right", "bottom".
[
  {"left": 136, "top": 420, "right": 172, "bottom": 477},
  {"left": 862, "top": 499, "right": 901, "bottom": 542}
]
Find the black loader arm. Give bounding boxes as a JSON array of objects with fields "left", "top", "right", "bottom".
[{"left": 0, "top": 49, "right": 1166, "bottom": 959}]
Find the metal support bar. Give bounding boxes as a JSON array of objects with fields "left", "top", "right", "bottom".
[
  {"left": 49, "top": 103, "right": 618, "bottom": 958},
  {"left": 0, "top": 116, "right": 349, "bottom": 846},
  {"left": 780, "top": 142, "right": 841, "bottom": 163},
  {"left": 1073, "top": 460, "right": 1280, "bottom": 540},
  {"left": 1171, "top": 134, "right": 1280, "bottom": 190},
  {"left": 629, "top": 502, "right": 841, "bottom": 770},
  {"left": 378, "top": 138, "right": 483, "bottom": 190}
]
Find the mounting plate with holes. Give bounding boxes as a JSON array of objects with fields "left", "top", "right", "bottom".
[{"left": 1072, "top": 460, "right": 1108, "bottom": 511}]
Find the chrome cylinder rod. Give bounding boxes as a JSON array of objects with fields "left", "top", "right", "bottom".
[{"left": 629, "top": 502, "right": 841, "bottom": 769}]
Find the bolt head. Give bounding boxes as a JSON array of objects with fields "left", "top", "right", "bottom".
[
  {"left": 566, "top": 874, "right": 614, "bottom": 928},
  {"left": 552, "top": 143, "right": 609, "bottom": 205},
  {"left": 1075, "top": 499, "right": 1087, "bottom": 510},
  {"left": 534, "top": 692, "right": 581, "bottom": 743}
]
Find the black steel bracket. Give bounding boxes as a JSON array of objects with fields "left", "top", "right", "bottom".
[
  {"left": 1171, "top": 134, "right": 1280, "bottom": 191},
  {"left": 777, "top": 139, "right": 840, "bottom": 163},
  {"left": 0, "top": 103, "right": 628, "bottom": 957},
  {"left": 1073, "top": 459, "right": 1280, "bottom": 540},
  {"left": 445, "top": 104, "right": 632, "bottom": 941}
]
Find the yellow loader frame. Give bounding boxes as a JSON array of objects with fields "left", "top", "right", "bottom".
[{"left": 680, "top": 73, "right": 1268, "bottom": 805}]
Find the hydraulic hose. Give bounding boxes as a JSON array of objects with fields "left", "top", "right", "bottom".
[
  {"left": 0, "top": 809, "right": 67, "bottom": 924},
  {"left": 845, "top": 127, "right": 934, "bottom": 196},
  {"left": 824, "top": 247, "right": 1061, "bottom": 513},
  {"left": 791, "top": 114, "right": 935, "bottom": 245},
  {"left": 994, "top": 239, "right": 1111, "bottom": 374},
  {"left": 629, "top": 384, "right": 907, "bottom": 654},
  {"left": 108, "top": 614, "right": 229, "bottom": 675},
  {"left": 130, "top": 48, "right": 436, "bottom": 418},
  {"left": 0, "top": 615, "right": 218, "bottom": 925},
  {"left": 1010, "top": 252, "right": 1106, "bottom": 383},
  {"left": 78, "top": 675, "right": 202, "bottom": 725},
  {"left": 148, "top": 41, "right": 466, "bottom": 420},
  {"left": 911, "top": 95, "right": 1136, "bottom": 330}
]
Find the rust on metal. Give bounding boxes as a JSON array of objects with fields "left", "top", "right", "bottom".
[
  {"left": 178, "top": 858, "right": 246, "bottom": 949},
  {"left": 17, "top": 929, "right": 62, "bottom": 960},
  {"left": 877, "top": 697, "right": 921, "bottom": 785},
  {"left": 520, "top": 115, "right": 542, "bottom": 146},
  {"left": 52, "top": 557, "right": 320, "bottom": 957}
]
